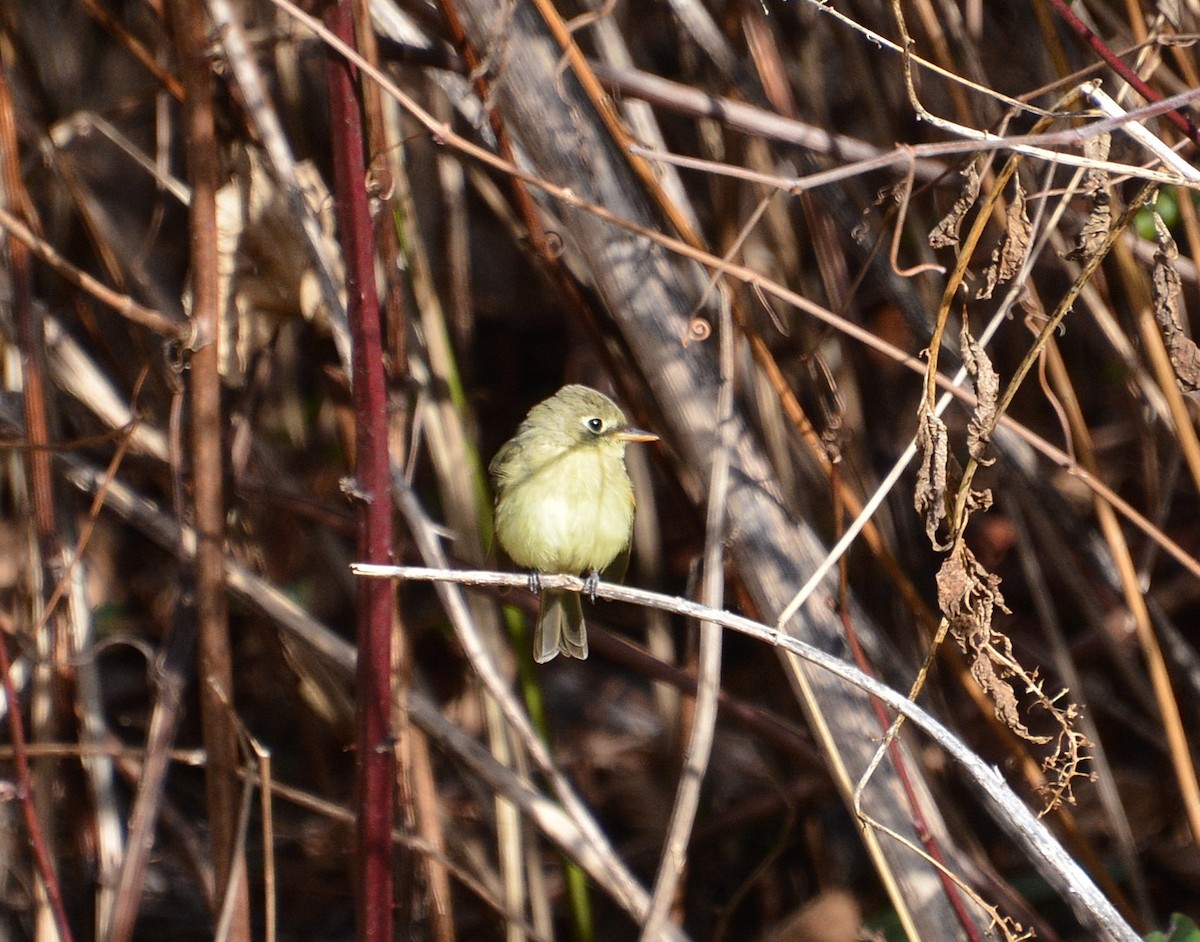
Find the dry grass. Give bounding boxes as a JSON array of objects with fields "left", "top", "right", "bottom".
[{"left": 1, "top": 0, "right": 1199, "bottom": 940}]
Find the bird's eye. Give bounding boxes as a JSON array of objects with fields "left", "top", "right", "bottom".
[{"left": 586, "top": 416, "right": 605, "bottom": 433}]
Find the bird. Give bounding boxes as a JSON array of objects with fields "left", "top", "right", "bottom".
[{"left": 490, "top": 384, "right": 658, "bottom": 662}]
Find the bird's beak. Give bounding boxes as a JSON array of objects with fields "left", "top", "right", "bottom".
[{"left": 614, "top": 427, "right": 659, "bottom": 443}]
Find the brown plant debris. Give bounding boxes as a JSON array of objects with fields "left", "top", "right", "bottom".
[
  {"left": 1065, "top": 134, "right": 1113, "bottom": 263},
  {"left": 213, "top": 147, "right": 344, "bottom": 386},
  {"left": 977, "top": 180, "right": 1032, "bottom": 299},
  {"left": 929, "top": 157, "right": 982, "bottom": 250},
  {"left": 1079, "top": 132, "right": 1112, "bottom": 195},
  {"left": 960, "top": 318, "right": 998, "bottom": 464},
  {"left": 936, "top": 544, "right": 1039, "bottom": 741},
  {"left": 1035, "top": 694, "right": 1094, "bottom": 815},
  {"left": 936, "top": 543, "right": 1092, "bottom": 812},
  {"left": 914, "top": 402, "right": 951, "bottom": 549},
  {"left": 1151, "top": 210, "right": 1200, "bottom": 391}
]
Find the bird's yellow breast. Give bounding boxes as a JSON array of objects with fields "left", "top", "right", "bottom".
[{"left": 493, "top": 443, "right": 634, "bottom": 575}]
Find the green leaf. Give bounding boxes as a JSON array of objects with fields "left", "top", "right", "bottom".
[{"left": 1146, "top": 912, "right": 1200, "bottom": 942}]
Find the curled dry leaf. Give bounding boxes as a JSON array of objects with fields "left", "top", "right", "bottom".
[
  {"left": 1079, "top": 132, "right": 1111, "bottom": 194},
  {"left": 935, "top": 545, "right": 1048, "bottom": 743},
  {"left": 1065, "top": 134, "right": 1113, "bottom": 263},
  {"left": 1151, "top": 211, "right": 1200, "bottom": 391},
  {"left": 960, "top": 319, "right": 998, "bottom": 463},
  {"left": 936, "top": 540, "right": 1092, "bottom": 809},
  {"left": 852, "top": 181, "right": 904, "bottom": 245},
  {"left": 977, "top": 180, "right": 1032, "bottom": 300},
  {"left": 929, "top": 157, "right": 982, "bottom": 249},
  {"left": 935, "top": 544, "right": 1004, "bottom": 629},
  {"left": 964, "top": 486, "right": 993, "bottom": 514},
  {"left": 1065, "top": 191, "right": 1112, "bottom": 264},
  {"left": 914, "top": 403, "right": 950, "bottom": 549},
  {"left": 968, "top": 641, "right": 1033, "bottom": 739}
]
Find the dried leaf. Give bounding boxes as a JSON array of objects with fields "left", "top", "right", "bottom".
[
  {"left": 977, "top": 181, "right": 1032, "bottom": 299},
  {"left": 1080, "top": 132, "right": 1111, "bottom": 195},
  {"left": 1151, "top": 212, "right": 1200, "bottom": 391},
  {"left": 938, "top": 539, "right": 1092, "bottom": 809},
  {"left": 964, "top": 487, "right": 993, "bottom": 513},
  {"left": 936, "top": 545, "right": 1047, "bottom": 743},
  {"left": 1000, "top": 182, "right": 1033, "bottom": 279},
  {"left": 1066, "top": 135, "right": 1113, "bottom": 262},
  {"left": 969, "top": 648, "right": 1026, "bottom": 733},
  {"left": 960, "top": 319, "right": 998, "bottom": 463},
  {"left": 935, "top": 543, "right": 1000, "bottom": 624},
  {"left": 853, "top": 182, "right": 905, "bottom": 245},
  {"left": 929, "top": 158, "right": 981, "bottom": 249},
  {"left": 914, "top": 404, "right": 950, "bottom": 549},
  {"left": 1065, "top": 190, "right": 1111, "bottom": 263}
]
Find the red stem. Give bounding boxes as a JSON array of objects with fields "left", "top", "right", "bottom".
[{"left": 325, "top": 5, "right": 397, "bottom": 940}]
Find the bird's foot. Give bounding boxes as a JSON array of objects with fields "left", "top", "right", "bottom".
[
  {"left": 584, "top": 570, "right": 600, "bottom": 604},
  {"left": 527, "top": 571, "right": 542, "bottom": 594}
]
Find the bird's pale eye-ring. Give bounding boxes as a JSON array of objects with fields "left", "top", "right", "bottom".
[{"left": 585, "top": 416, "right": 605, "bottom": 433}]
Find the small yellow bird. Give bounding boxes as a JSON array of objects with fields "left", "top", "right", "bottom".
[{"left": 490, "top": 385, "right": 658, "bottom": 662}]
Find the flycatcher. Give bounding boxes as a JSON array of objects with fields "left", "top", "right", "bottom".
[{"left": 490, "top": 384, "right": 657, "bottom": 662}]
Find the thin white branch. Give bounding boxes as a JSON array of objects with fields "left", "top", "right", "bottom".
[
  {"left": 353, "top": 563, "right": 1139, "bottom": 942},
  {"left": 1083, "top": 84, "right": 1200, "bottom": 182}
]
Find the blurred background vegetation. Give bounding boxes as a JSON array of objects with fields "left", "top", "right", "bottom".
[{"left": 1, "top": 0, "right": 1199, "bottom": 940}]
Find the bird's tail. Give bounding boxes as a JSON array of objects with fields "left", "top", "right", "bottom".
[{"left": 533, "top": 590, "right": 587, "bottom": 662}]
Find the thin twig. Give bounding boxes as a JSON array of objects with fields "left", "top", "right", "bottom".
[
  {"left": 0, "top": 206, "right": 184, "bottom": 338},
  {"left": 165, "top": 0, "right": 250, "bottom": 936},
  {"left": 0, "top": 636, "right": 74, "bottom": 942},
  {"left": 590, "top": 60, "right": 947, "bottom": 180}
]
